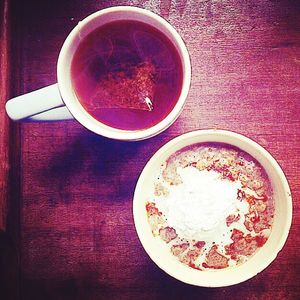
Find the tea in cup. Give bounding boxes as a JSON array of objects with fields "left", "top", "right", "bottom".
[{"left": 6, "top": 6, "right": 191, "bottom": 141}]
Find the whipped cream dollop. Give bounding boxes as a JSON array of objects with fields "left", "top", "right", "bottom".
[{"left": 156, "top": 167, "right": 247, "bottom": 241}]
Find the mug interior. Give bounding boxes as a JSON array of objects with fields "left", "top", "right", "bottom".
[
  {"left": 57, "top": 6, "right": 191, "bottom": 140},
  {"left": 133, "top": 130, "right": 292, "bottom": 287}
]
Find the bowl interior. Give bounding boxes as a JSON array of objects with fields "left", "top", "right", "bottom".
[{"left": 133, "top": 129, "right": 292, "bottom": 287}]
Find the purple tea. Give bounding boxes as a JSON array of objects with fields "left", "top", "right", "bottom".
[{"left": 71, "top": 20, "right": 183, "bottom": 130}]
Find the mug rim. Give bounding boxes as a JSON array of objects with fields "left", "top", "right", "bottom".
[{"left": 57, "top": 6, "right": 191, "bottom": 140}]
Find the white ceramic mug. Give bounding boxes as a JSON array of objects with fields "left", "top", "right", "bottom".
[{"left": 6, "top": 6, "right": 191, "bottom": 141}]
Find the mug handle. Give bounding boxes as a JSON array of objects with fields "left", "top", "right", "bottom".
[{"left": 5, "top": 83, "right": 74, "bottom": 121}]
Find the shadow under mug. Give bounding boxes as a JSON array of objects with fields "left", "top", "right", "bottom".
[{"left": 6, "top": 6, "right": 191, "bottom": 141}]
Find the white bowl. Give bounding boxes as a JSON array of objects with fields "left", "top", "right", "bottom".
[{"left": 133, "top": 129, "right": 292, "bottom": 287}]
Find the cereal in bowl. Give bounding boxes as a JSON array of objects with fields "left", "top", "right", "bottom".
[{"left": 145, "top": 143, "right": 274, "bottom": 270}]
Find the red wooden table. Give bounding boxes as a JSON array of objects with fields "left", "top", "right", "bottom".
[{"left": 1, "top": 1, "right": 300, "bottom": 299}]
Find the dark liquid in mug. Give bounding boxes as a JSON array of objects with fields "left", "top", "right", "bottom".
[{"left": 71, "top": 20, "right": 183, "bottom": 130}]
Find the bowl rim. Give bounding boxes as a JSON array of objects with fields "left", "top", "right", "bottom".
[{"left": 133, "top": 129, "right": 293, "bottom": 287}]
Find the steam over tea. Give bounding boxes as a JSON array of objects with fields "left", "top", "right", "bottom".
[{"left": 71, "top": 20, "right": 183, "bottom": 130}]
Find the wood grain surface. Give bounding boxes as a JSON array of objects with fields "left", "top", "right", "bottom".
[
  {"left": 0, "top": 0, "right": 10, "bottom": 232},
  {"left": 2, "top": 0, "right": 300, "bottom": 299}
]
